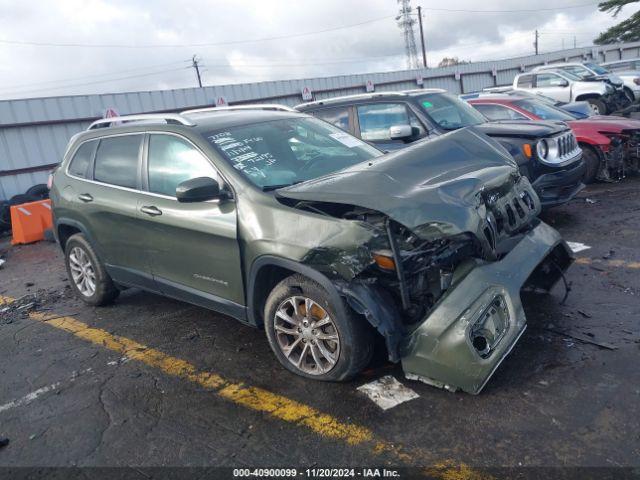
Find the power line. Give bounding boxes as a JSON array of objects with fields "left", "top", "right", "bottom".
[
  {"left": 0, "top": 2, "right": 601, "bottom": 50},
  {"left": 0, "top": 66, "right": 189, "bottom": 97},
  {"left": 0, "top": 60, "right": 191, "bottom": 91}
]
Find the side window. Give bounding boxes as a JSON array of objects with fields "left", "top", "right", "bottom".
[
  {"left": 563, "top": 65, "right": 589, "bottom": 78},
  {"left": 536, "top": 73, "right": 566, "bottom": 87},
  {"left": 312, "top": 107, "right": 350, "bottom": 132},
  {"left": 517, "top": 75, "right": 533, "bottom": 88},
  {"left": 68, "top": 140, "right": 97, "bottom": 178},
  {"left": 94, "top": 135, "right": 142, "bottom": 188},
  {"left": 357, "top": 103, "right": 424, "bottom": 141},
  {"left": 473, "top": 104, "right": 528, "bottom": 121},
  {"left": 147, "top": 134, "right": 218, "bottom": 197}
]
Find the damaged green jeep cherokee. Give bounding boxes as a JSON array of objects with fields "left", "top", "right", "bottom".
[{"left": 50, "top": 105, "right": 573, "bottom": 394}]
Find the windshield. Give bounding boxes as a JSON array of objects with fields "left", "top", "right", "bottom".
[
  {"left": 415, "top": 93, "right": 486, "bottom": 130},
  {"left": 513, "top": 99, "right": 575, "bottom": 121},
  {"left": 585, "top": 62, "right": 609, "bottom": 75},
  {"left": 206, "top": 117, "right": 383, "bottom": 189}
]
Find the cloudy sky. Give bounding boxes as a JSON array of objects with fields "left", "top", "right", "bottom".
[{"left": 0, "top": 0, "right": 635, "bottom": 100}]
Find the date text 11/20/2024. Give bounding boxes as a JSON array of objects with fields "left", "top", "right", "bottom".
[{"left": 232, "top": 468, "right": 401, "bottom": 477}]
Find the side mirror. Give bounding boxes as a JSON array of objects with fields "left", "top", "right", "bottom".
[
  {"left": 176, "top": 177, "right": 221, "bottom": 203},
  {"left": 389, "top": 124, "right": 413, "bottom": 140},
  {"left": 559, "top": 80, "right": 569, "bottom": 87}
]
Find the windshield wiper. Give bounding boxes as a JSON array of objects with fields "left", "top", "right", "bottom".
[{"left": 262, "top": 180, "right": 303, "bottom": 191}]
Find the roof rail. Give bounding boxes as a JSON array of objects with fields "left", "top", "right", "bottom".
[
  {"left": 87, "top": 113, "right": 195, "bottom": 130},
  {"left": 181, "top": 104, "right": 296, "bottom": 115},
  {"left": 295, "top": 92, "right": 408, "bottom": 109}
]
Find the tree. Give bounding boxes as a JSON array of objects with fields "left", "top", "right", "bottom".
[
  {"left": 437, "top": 57, "right": 470, "bottom": 68},
  {"left": 594, "top": 0, "right": 640, "bottom": 44}
]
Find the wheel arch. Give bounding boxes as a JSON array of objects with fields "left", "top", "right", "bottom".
[
  {"left": 247, "top": 256, "right": 349, "bottom": 328},
  {"left": 574, "top": 93, "right": 603, "bottom": 101},
  {"left": 55, "top": 218, "right": 95, "bottom": 253}
]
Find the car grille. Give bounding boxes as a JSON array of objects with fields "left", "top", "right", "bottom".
[
  {"left": 483, "top": 176, "right": 540, "bottom": 250},
  {"left": 556, "top": 132, "right": 580, "bottom": 161}
]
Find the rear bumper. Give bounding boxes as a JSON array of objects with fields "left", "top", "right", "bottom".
[
  {"left": 531, "top": 157, "right": 586, "bottom": 208},
  {"left": 400, "top": 222, "right": 572, "bottom": 394}
]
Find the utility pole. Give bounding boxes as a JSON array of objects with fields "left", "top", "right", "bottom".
[
  {"left": 417, "top": 6, "right": 427, "bottom": 68},
  {"left": 534, "top": 30, "right": 539, "bottom": 55},
  {"left": 192, "top": 55, "right": 203, "bottom": 88}
]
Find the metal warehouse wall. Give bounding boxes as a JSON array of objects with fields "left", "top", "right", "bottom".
[{"left": 1, "top": 41, "right": 640, "bottom": 200}]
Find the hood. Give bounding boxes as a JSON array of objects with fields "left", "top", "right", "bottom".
[
  {"left": 558, "top": 101, "right": 592, "bottom": 119},
  {"left": 570, "top": 115, "right": 640, "bottom": 133},
  {"left": 475, "top": 119, "right": 568, "bottom": 138},
  {"left": 277, "top": 127, "right": 522, "bottom": 236}
]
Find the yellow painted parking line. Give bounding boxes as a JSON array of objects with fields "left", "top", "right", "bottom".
[
  {"left": 0, "top": 294, "right": 490, "bottom": 478},
  {"left": 575, "top": 257, "right": 640, "bottom": 269}
]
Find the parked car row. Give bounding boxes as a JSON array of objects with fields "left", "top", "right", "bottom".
[{"left": 512, "top": 61, "right": 639, "bottom": 115}]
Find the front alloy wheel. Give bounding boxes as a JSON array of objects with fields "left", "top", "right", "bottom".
[
  {"left": 274, "top": 296, "right": 340, "bottom": 375},
  {"left": 264, "top": 274, "right": 373, "bottom": 381}
]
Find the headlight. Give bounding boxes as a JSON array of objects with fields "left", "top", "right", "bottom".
[{"left": 536, "top": 139, "right": 548, "bottom": 159}]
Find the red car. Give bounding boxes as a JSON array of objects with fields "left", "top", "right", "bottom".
[{"left": 466, "top": 94, "right": 640, "bottom": 183}]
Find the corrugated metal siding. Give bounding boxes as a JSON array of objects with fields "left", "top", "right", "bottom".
[{"left": 2, "top": 41, "right": 640, "bottom": 199}]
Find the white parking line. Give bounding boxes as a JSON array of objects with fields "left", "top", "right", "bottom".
[{"left": 0, "top": 382, "right": 61, "bottom": 414}]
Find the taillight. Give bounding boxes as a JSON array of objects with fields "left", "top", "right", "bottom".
[{"left": 47, "top": 167, "right": 58, "bottom": 190}]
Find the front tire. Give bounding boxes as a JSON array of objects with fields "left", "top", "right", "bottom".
[
  {"left": 64, "top": 233, "right": 119, "bottom": 306},
  {"left": 264, "top": 274, "right": 373, "bottom": 381},
  {"left": 581, "top": 145, "right": 601, "bottom": 184}
]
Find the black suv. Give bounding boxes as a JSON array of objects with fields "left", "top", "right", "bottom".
[{"left": 296, "top": 89, "right": 586, "bottom": 208}]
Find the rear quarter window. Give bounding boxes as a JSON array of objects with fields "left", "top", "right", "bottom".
[
  {"left": 517, "top": 75, "right": 533, "bottom": 88},
  {"left": 68, "top": 140, "right": 97, "bottom": 178},
  {"left": 94, "top": 135, "right": 142, "bottom": 189}
]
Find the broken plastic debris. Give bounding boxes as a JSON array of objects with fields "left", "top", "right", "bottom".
[
  {"left": 357, "top": 375, "right": 419, "bottom": 410},
  {"left": 585, "top": 198, "right": 597, "bottom": 204},
  {"left": 566, "top": 241, "right": 591, "bottom": 253},
  {"left": 0, "top": 259, "right": 5, "bottom": 268}
]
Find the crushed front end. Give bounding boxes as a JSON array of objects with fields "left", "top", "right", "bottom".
[
  {"left": 400, "top": 222, "right": 571, "bottom": 394},
  {"left": 277, "top": 128, "right": 574, "bottom": 394}
]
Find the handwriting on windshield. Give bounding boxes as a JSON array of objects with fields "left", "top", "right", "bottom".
[{"left": 209, "top": 132, "right": 276, "bottom": 178}]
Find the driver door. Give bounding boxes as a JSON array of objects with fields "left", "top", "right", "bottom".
[{"left": 137, "top": 132, "right": 244, "bottom": 308}]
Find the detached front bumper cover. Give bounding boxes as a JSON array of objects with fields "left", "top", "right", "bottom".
[{"left": 400, "top": 222, "right": 572, "bottom": 394}]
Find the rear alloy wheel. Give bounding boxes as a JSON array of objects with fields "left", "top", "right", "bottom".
[
  {"left": 587, "top": 98, "right": 607, "bottom": 116},
  {"left": 64, "top": 233, "right": 119, "bottom": 306},
  {"left": 264, "top": 274, "right": 372, "bottom": 381}
]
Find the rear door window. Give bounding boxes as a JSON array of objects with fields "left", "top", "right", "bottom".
[
  {"left": 147, "top": 134, "right": 218, "bottom": 197},
  {"left": 68, "top": 140, "right": 97, "bottom": 178},
  {"left": 94, "top": 134, "right": 142, "bottom": 189},
  {"left": 311, "top": 106, "right": 351, "bottom": 132},
  {"left": 535, "top": 73, "right": 566, "bottom": 87}
]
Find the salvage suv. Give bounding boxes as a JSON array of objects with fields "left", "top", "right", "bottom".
[
  {"left": 50, "top": 106, "right": 572, "bottom": 394},
  {"left": 296, "top": 90, "right": 584, "bottom": 208}
]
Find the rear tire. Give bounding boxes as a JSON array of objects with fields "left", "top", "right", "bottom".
[
  {"left": 581, "top": 146, "right": 601, "bottom": 184},
  {"left": 264, "top": 274, "right": 373, "bottom": 381},
  {"left": 64, "top": 233, "right": 119, "bottom": 306},
  {"left": 587, "top": 98, "right": 607, "bottom": 116}
]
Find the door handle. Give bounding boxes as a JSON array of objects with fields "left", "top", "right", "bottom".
[
  {"left": 78, "top": 193, "right": 93, "bottom": 203},
  {"left": 140, "top": 205, "right": 162, "bottom": 216}
]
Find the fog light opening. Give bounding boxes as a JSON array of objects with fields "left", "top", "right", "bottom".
[{"left": 472, "top": 335, "right": 490, "bottom": 356}]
